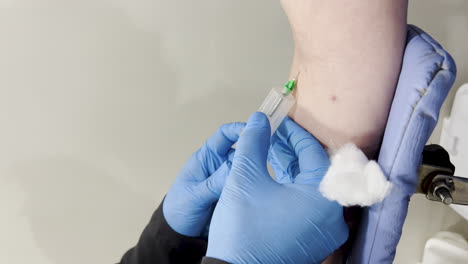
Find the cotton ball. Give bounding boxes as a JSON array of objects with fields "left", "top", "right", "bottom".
[{"left": 319, "top": 143, "right": 392, "bottom": 206}]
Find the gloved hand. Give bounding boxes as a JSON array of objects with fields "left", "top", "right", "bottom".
[
  {"left": 163, "top": 122, "right": 245, "bottom": 237},
  {"left": 206, "top": 113, "right": 348, "bottom": 264}
]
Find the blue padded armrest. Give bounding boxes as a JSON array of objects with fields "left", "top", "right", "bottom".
[{"left": 350, "top": 25, "right": 457, "bottom": 263}]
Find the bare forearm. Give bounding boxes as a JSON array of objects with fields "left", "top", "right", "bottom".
[{"left": 284, "top": 0, "right": 408, "bottom": 157}]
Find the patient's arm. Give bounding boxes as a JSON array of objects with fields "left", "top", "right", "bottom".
[{"left": 283, "top": 0, "right": 408, "bottom": 157}]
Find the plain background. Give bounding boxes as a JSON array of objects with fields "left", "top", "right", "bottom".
[{"left": 0, "top": 1, "right": 467, "bottom": 263}]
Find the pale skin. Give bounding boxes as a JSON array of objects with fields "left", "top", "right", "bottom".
[
  {"left": 280, "top": 0, "right": 408, "bottom": 262},
  {"left": 282, "top": 0, "right": 409, "bottom": 158}
]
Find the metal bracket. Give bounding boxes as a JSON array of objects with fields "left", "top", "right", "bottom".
[
  {"left": 424, "top": 174, "right": 468, "bottom": 205},
  {"left": 416, "top": 145, "right": 468, "bottom": 205}
]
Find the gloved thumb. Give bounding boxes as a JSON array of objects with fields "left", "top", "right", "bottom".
[{"left": 231, "top": 112, "right": 271, "bottom": 181}]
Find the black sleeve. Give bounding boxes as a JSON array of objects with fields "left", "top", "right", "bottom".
[
  {"left": 119, "top": 200, "right": 208, "bottom": 264},
  {"left": 201, "top": 257, "right": 231, "bottom": 264}
]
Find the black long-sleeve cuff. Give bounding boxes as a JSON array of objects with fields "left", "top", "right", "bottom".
[{"left": 119, "top": 200, "right": 208, "bottom": 264}]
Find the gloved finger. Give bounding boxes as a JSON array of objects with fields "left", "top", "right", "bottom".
[
  {"left": 205, "top": 122, "right": 245, "bottom": 157},
  {"left": 268, "top": 137, "right": 298, "bottom": 184},
  {"left": 269, "top": 121, "right": 294, "bottom": 183},
  {"left": 231, "top": 112, "right": 271, "bottom": 181},
  {"left": 195, "top": 161, "right": 231, "bottom": 203},
  {"left": 227, "top": 148, "right": 235, "bottom": 163},
  {"left": 276, "top": 118, "right": 330, "bottom": 181},
  {"left": 197, "top": 122, "right": 245, "bottom": 175}
]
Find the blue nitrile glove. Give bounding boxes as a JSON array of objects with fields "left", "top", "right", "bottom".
[
  {"left": 206, "top": 113, "right": 349, "bottom": 264},
  {"left": 268, "top": 117, "right": 327, "bottom": 185},
  {"left": 163, "top": 122, "right": 245, "bottom": 237},
  {"left": 268, "top": 117, "right": 302, "bottom": 184}
]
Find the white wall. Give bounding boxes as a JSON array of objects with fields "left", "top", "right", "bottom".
[
  {"left": 0, "top": 1, "right": 291, "bottom": 263},
  {"left": 0, "top": 1, "right": 466, "bottom": 264}
]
